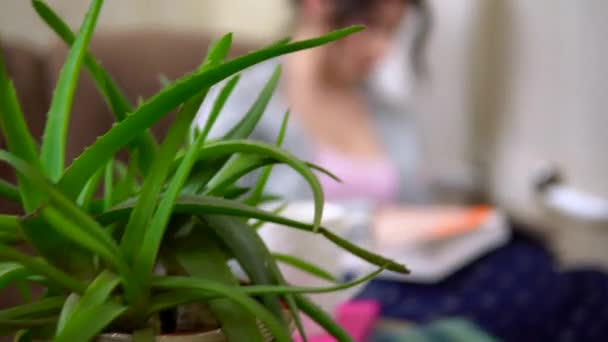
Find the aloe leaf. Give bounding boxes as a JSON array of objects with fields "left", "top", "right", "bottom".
[
  {"left": 251, "top": 202, "right": 287, "bottom": 230},
  {"left": 0, "top": 148, "right": 99, "bottom": 273},
  {"left": 0, "top": 318, "right": 57, "bottom": 331},
  {"left": 101, "top": 195, "right": 408, "bottom": 273},
  {"left": 0, "top": 215, "right": 21, "bottom": 242},
  {"left": 201, "top": 158, "right": 343, "bottom": 201},
  {"left": 0, "top": 233, "right": 22, "bottom": 244},
  {"left": 0, "top": 245, "right": 85, "bottom": 294},
  {"left": 250, "top": 266, "right": 382, "bottom": 296},
  {"left": 0, "top": 46, "right": 43, "bottom": 212},
  {"left": 204, "top": 154, "right": 271, "bottom": 195},
  {"left": 22, "top": 201, "right": 130, "bottom": 297},
  {"left": 198, "top": 75, "right": 240, "bottom": 143},
  {"left": 58, "top": 26, "right": 363, "bottom": 199},
  {"left": 0, "top": 179, "right": 21, "bottom": 204},
  {"left": 149, "top": 266, "right": 382, "bottom": 314},
  {"left": 16, "top": 281, "right": 32, "bottom": 303},
  {"left": 123, "top": 33, "right": 231, "bottom": 271},
  {"left": 0, "top": 296, "right": 65, "bottom": 319},
  {"left": 178, "top": 75, "right": 241, "bottom": 196},
  {"left": 0, "top": 262, "right": 28, "bottom": 290},
  {"left": 0, "top": 151, "right": 127, "bottom": 276},
  {"left": 197, "top": 109, "right": 286, "bottom": 197},
  {"left": 305, "top": 162, "right": 342, "bottom": 183},
  {"left": 186, "top": 66, "right": 281, "bottom": 197},
  {"left": 56, "top": 271, "right": 119, "bottom": 335},
  {"left": 32, "top": 0, "right": 157, "bottom": 173},
  {"left": 246, "top": 110, "right": 289, "bottom": 206},
  {"left": 0, "top": 298, "right": 64, "bottom": 338},
  {"left": 39, "top": 0, "right": 103, "bottom": 182},
  {"left": 202, "top": 215, "right": 285, "bottom": 323},
  {"left": 223, "top": 65, "right": 282, "bottom": 140},
  {"left": 265, "top": 252, "right": 307, "bottom": 342},
  {"left": 149, "top": 266, "right": 385, "bottom": 342},
  {"left": 147, "top": 291, "right": 213, "bottom": 315},
  {"left": 158, "top": 74, "right": 171, "bottom": 89},
  {"left": 197, "top": 140, "right": 324, "bottom": 231},
  {"left": 221, "top": 185, "right": 251, "bottom": 199},
  {"left": 118, "top": 101, "right": 198, "bottom": 265},
  {"left": 52, "top": 302, "right": 126, "bottom": 342},
  {"left": 179, "top": 161, "right": 223, "bottom": 196},
  {"left": 272, "top": 253, "right": 337, "bottom": 283},
  {"left": 144, "top": 276, "right": 292, "bottom": 342},
  {"left": 103, "top": 158, "right": 114, "bottom": 211},
  {"left": 3, "top": 158, "right": 123, "bottom": 271},
  {"left": 295, "top": 294, "right": 353, "bottom": 342},
  {"left": 55, "top": 294, "right": 78, "bottom": 335},
  {"left": 269, "top": 37, "right": 293, "bottom": 48},
  {"left": 154, "top": 266, "right": 382, "bottom": 298},
  {"left": 174, "top": 225, "right": 263, "bottom": 342},
  {"left": 111, "top": 152, "right": 139, "bottom": 204},
  {"left": 38, "top": 207, "right": 122, "bottom": 271},
  {"left": 76, "top": 167, "right": 103, "bottom": 210},
  {"left": 13, "top": 329, "right": 33, "bottom": 342},
  {"left": 317, "top": 227, "right": 410, "bottom": 272},
  {"left": 20, "top": 212, "right": 95, "bottom": 277},
  {"left": 241, "top": 160, "right": 307, "bottom": 342}
]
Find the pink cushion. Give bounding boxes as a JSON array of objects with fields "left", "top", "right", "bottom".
[{"left": 294, "top": 300, "right": 380, "bottom": 342}]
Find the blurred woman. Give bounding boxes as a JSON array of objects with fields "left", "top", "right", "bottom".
[
  {"left": 196, "top": 0, "right": 431, "bottom": 207},
  {"left": 196, "top": 1, "right": 608, "bottom": 341}
]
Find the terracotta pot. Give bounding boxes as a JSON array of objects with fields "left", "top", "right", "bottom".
[
  {"left": 97, "top": 307, "right": 293, "bottom": 342},
  {"left": 96, "top": 329, "right": 233, "bottom": 342}
]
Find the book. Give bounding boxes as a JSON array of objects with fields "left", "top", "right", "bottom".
[
  {"left": 344, "top": 205, "right": 510, "bottom": 283},
  {"left": 373, "top": 205, "right": 494, "bottom": 247}
]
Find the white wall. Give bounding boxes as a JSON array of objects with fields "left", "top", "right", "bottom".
[
  {"left": 412, "top": 0, "right": 480, "bottom": 193},
  {"left": 416, "top": 0, "right": 608, "bottom": 265},
  {"left": 0, "top": 0, "right": 291, "bottom": 50},
  {"left": 416, "top": 0, "right": 608, "bottom": 218}
]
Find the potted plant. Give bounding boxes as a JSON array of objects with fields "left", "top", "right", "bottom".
[{"left": 0, "top": 0, "right": 408, "bottom": 341}]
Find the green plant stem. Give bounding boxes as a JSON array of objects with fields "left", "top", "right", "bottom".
[
  {"left": 0, "top": 317, "right": 57, "bottom": 328},
  {"left": 0, "top": 245, "right": 85, "bottom": 294},
  {"left": 100, "top": 195, "right": 408, "bottom": 273},
  {"left": 103, "top": 159, "right": 113, "bottom": 210},
  {"left": 0, "top": 179, "right": 21, "bottom": 203},
  {"left": 0, "top": 297, "right": 65, "bottom": 320},
  {"left": 295, "top": 295, "right": 353, "bottom": 342},
  {"left": 246, "top": 110, "right": 289, "bottom": 206}
]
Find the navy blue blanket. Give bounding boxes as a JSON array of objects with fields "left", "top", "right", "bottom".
[{"left": 357, "top": 227, "right": 608, "bottom": 342}]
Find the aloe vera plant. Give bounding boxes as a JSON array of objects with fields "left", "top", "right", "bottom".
[{"left": 0, "top": 0, "right": 409, "bottom": 341}]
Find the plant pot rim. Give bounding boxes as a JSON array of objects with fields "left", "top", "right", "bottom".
[
  {"left": 98, "top": 309, "right": 293, "bottom": 341},
  {"left": 97, "top": 329, "right": 226, "bottom": 342}
]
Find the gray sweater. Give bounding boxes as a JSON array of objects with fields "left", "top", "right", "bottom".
[{"left": 195, "top": 59, "right": 429, "bottom": 203}]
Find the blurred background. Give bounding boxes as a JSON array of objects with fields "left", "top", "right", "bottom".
[
  {"left": 3, "top": 0, "right": 606, "bottom": 267},
  {"left": 2, "top": 1, "right": 608, "bottom": 340}
]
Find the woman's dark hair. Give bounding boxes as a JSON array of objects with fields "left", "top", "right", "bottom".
[{"left": 292, "top": 0, "right": 432, "bottom": 77}]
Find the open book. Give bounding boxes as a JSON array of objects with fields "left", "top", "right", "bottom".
[
  {"left": 344, "top": 205, "right": 510, "bottom": 283},
  {"left": 373, "top": 205, "right": 496, "bottom": 246}
]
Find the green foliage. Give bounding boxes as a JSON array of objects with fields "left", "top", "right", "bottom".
[
  {"left": 39, "top": 0, "right": 103, "bottom": 182},
  {"left": 271, "top": 253, "right": 337, "bottom": 283},
  {"left": 0, "top": 0, "right": 408, "bottom": 340},
  {"left": 31, "top": 0, "right": 158, "bottom": 173},
  {"left": 174, "top": 225, "right": 264, "bottom": 342}
]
